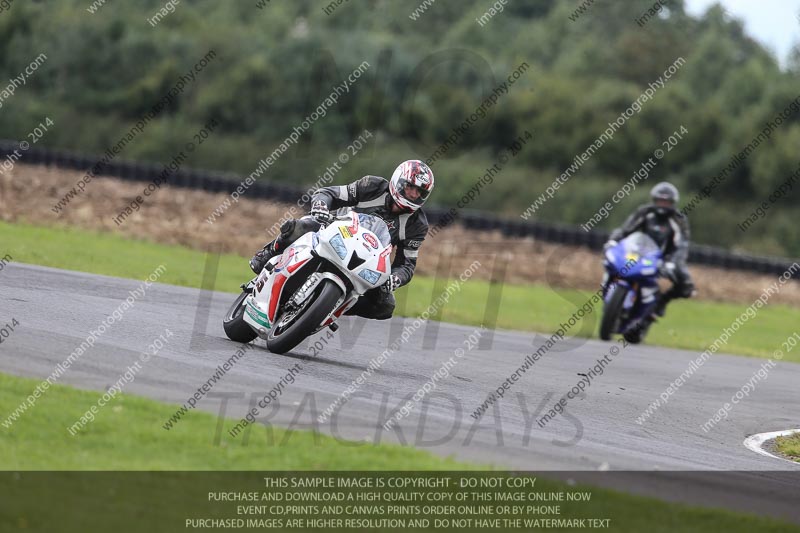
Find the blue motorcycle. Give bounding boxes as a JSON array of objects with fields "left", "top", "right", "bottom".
[{"left": 599, "top": 232, "right": 665, "bottom": 344}]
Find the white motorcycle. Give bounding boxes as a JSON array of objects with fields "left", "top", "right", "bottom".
[{"left": 223, "top": 211, "right": 393, "bottom": 354}]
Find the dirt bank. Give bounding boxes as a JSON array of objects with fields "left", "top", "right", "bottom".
[{"left": 2, "top": 163, "right": 797, "bottom": 307}]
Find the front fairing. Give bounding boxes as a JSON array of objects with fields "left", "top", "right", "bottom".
[
  {"left": 604, "top": 232, "right": 662, "bottom": 282},
  {"left": 243, "top": 232, "right": 316, "bottom": 337},
  {"left": 314, "top": 211, "right": 392, "bottom": 295}
]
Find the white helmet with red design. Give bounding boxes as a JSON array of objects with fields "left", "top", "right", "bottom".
[{"left": 389, "top": 160, "right": 434, "bottom": 211}]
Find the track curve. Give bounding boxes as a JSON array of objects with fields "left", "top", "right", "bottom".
[{"left": 1, "top": 263, "right": 799, "bottom": 522}]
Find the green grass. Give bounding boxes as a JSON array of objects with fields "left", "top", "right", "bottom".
[
  {"left": 2, "top": 220, "right": 798, "bottom": 361},
  {"left": 0, "top": 371, "right": 797, "bottom": 533},
  {"left": 775, "top": 433, "right": 800, "bottom": 463},
  {"left": 0, "top": 371, "right": 465, "bottom": 470}
]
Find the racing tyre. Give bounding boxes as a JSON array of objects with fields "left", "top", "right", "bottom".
[
  {"left": 267, "top": 279, "right": 343, "bottom": 354},
  {"left": 599, "top": 285, "right": 627, "bottom": 341},
  {"left": 223, "top": 290, "right": 258, "bottom": 343}
]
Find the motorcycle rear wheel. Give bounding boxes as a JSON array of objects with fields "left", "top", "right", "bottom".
[{"left": 267, "top": 279, "right": 343, "bottom": 354}]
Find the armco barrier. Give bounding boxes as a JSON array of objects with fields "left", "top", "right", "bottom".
[{"left": 2, "top": 140, "right": 796, "bottom": 278}]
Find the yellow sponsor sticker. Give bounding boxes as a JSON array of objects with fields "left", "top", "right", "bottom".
[{"left": 339, "top": 226, "right": 352, "bottom": 239}]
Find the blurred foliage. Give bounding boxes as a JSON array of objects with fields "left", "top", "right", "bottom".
[{"left": 1, "top": 0, "right": 799, "bottom": 256}]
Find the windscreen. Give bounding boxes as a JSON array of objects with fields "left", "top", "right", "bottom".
[
  {"left": 622, "top": 231, "right": 660, "bottom": 256},
  {"left": 357, "top": 213, "right": 392, "bottom": 247}
]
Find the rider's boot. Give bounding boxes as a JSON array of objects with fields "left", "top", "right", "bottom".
[
  {"left": 653, "top": 293, "right": 671, "bottom": 318},
  {"left": 249, "top": 220, "right": 297, "bottom": 274},
  {"left": 249, "top": 240, "right": 279, "bottom": 274}
]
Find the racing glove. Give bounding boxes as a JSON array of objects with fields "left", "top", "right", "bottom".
[
  {"left": 382, "top": 273, "right": 401, "bottom": 293},
  {"left": 658, "top": 261, "right": 677, "bottom": 281},
  {"left": 310, "top": 200, "right": 333, "bottom": 225},
  {"left": 603, "top": 240, "right": 618, "bottom": 251}
]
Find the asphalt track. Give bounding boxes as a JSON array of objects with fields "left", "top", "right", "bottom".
[{"left": 1, "top": 263, "right": 799, "bottom": 524}]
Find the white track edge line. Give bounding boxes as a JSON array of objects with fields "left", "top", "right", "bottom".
[{"left": 743, "top": 429, "right": 800, "bottom": 466}]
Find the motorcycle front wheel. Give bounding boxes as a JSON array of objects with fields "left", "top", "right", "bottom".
[
  {"left": 266, "top": 279, "right": 343, "bottom": 355},
  {"left": 223, "top": 290, "right": 258, "bottom": 343},
  {"left": 599, "top": 285, "right": 628, "bottom": 341}
]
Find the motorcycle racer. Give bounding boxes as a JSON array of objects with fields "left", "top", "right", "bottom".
[
  {"left": 604, "top": 181, "right": 695, "bottom": 317},
  {"left": 249, "top": 160, "right": 434, "bottom": 320}
]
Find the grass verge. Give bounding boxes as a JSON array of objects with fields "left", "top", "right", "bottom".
[
  {"left": 775, "top": 432, "right": 800, "bottom": 463},
  {"left": 2, "top": 221, "right": 798, "bottom": 361},
  {"left": 0, "top": 371, "right": 465, "bottom": 470},
  {"left": 0, "top": 371, "right": 796, "bottom": 532}
]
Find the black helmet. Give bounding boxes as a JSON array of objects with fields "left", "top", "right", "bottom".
[{"left": 650, "top": 181, "right": 679, "bottom": 216}]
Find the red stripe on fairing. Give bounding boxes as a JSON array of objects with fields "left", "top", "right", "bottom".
[
  {"left": 269, "top": 258, "right": 309, "bottom": 321},
  {"left": 268, "top": 273, "right": 288, "bottom": 322},
  {"left": 333, "top": 299, "right": 352, "bottom": 317},
  {"left": 347, "top": 211, "right": 359, "bottom": 235},
  {"left": 287, "top": 257, "right": 309, "bottom": 274},
  {"left": 377, "top": 247, "right": 392, "bottom": 273},
  {"left": 323, "top": 298, "right": 353, "bottom": 326}
]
